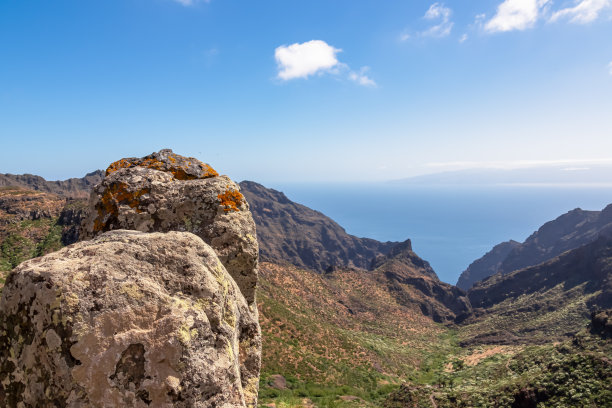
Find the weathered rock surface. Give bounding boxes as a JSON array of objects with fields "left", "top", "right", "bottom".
[
  {"left": 0, "top": 230, "right": 260, "bottom": 407},
  {"left": 79, "top": 150, "right": 259, "bottom": 307}
]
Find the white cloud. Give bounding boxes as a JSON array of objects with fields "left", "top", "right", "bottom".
[
  {"left": 485, "top": 0, "right": 550, "bottom": 32},
  {"left": 274, "top": 40, "right": 375, "bottom": 87},
  {"left": 459, "top": 33, "right": 469, "bottom": 43},
  {"left": 349, "top": 67, "right": 377, "bottom": 87},
  {"left": 550, "top": 0, "right": 611, "bottom": 24},
  {"left": 275, "top": 40, "right": 341, "bottom": 80},
  {"left": 422, "top": 3, "right": 454, "bottom": 37},
  {"left": 609, "top": 61, "right": 612, "bottom": 75}
]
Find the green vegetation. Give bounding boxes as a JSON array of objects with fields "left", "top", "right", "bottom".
[
  {"left": 386, "top": 330, "right": 612, "bottom": 407},
  {"left": 0, "top": 217, "right": 64, "bottom": 274}
]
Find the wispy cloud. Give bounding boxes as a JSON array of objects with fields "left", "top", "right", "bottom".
[
  {"left": 274, "top": 40, "right": 376, "bottom": 86},
  {"left": 608, "top": 61, "right": 612, "bottom": 75},
  {"left": 550, "top": 0, "right": 611, "bottom": 24},
  {"left": 459, "top": 33, "right": 469, "bottom": 43},
  {"left": 422, "top": 3, "right": 454, "bottom": 37},
  {"left": 484, "top": 0, "right": 550, "bottom": 33},
  {"left": 400, "top": 3, "right": 454, "bottom": 41},
  {"left": 348, "top": 67, "right": 377, "bottom": 87}
]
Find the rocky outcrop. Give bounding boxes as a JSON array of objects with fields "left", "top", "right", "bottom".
[
  {"left": 239, "top": 180, "right": 397, "bottom": 273},
  {"left": 79, "top": 150, "right": 259, "bottom": 307},
  {"left": 371, "top": 239, "right": 472, "bottom": 324},
  {"left": 0, "top": 171, "right": 104, "bottom": 199},
  {"left": 456, "top": 240, "right": 520, "bottom": 290},
  {"left": 0, "top": 230, "right": 260, "bottom": 407}
]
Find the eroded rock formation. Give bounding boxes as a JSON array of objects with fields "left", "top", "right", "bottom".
[
  {"left": 79, "top": 149, "right": 259, "bottom": 307},
  {"left": 0, "top": 230, "right": 260, "bottom": 407}
]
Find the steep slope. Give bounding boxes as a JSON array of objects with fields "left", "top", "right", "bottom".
[
  {"left": 456, "top": 240, "right": 520, "bottom": 290},
  {"left": 461, "top": 234, "right": 612, "bottom": 345},
  {"left": 0, "top": 170, "right": 104, "bottom": 198},
  {"left": 257, "top": 261, "right": 457, "bottom": 406},
  {"left": 239, "top": 180, "right": 398, "bottom": 272},
  {"left": 370, "top": 240, "right": 471, "bottom": 324},
  {"left": 456, "top": 204, "right": 612, "bottom": 289}
]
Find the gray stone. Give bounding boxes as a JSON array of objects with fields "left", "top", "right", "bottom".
[{"left": 0, "top": 230, "right": 260, "bottom": 407}]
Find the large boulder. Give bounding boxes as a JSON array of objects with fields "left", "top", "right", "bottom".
[
  {"left": 79, "top": 149, "right": 259, "bottom": 307},
  {"left": 0, "top": 230, "right": 260, "bottom": 407}
]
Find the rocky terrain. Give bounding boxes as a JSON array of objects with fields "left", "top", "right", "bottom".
[
  {"left": 457, "top": 205, "right": 612, "bottom": 289},
  {"left": 1, "top": 159, "right": 611, "bottom": 407}
]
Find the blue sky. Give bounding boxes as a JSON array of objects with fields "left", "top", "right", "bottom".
[{"left": 1, "top": 0, "right": 611, "bottom": 183}]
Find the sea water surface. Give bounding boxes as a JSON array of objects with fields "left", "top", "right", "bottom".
[{"left": 264, "top": 183, "right": 612, "bottom": 285}]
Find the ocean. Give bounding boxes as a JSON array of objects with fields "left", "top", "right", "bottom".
[{"left": 265, "top": 183, "right": 612, "bottom": 285}]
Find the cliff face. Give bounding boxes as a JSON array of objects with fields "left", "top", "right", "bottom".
[
  {"left": 456, "top": 204, "right": 612, "bottom": 289},
  {"left": 456, "top": 240, "right": 521, "bottom": 290},
  {"left": 498, "top": 206, "right": 612, "bottom": 275},
  {"left": 239, "top": 181, "right": 398, "bottom": 273}
]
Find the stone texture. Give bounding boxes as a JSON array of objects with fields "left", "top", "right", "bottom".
[
  {"left": 79, "top": 150, "right": 259, "bottom": 307},
  {"left": 0, "top": 230, "right": 260, "bottom": 407}
]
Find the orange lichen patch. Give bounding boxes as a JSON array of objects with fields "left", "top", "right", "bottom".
[
  {"left": 217, "top": 189, "right": 243, "bottom": 213},
  {"left": 198, "top": 163, "right": 219, "bottom": 178},
  {"left": 105, "top": 155, "right": 218, "bottom": 180},
  {"left": 105, "top": 159, "right": 134, "bottom": 176},
  {"left": 92, "top": 182, "right": 149, "bottom": 232}
]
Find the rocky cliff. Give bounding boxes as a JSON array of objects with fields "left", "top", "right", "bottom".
[
  {"left": 456, "top": 204, "right": 612, "bottom": 289},
  {"left": 239, "top": 181, "right": 397, "bottom": 272},
  {"left": 456, "top": 240, "right": 521, "bottom": 290}
]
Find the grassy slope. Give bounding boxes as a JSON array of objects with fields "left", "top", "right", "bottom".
[
  {"left": 385, "top": 330, "right": 612, "bottom": 408},
  {"left": 257, "top": 262, "right": 459, "bottom": 407}
]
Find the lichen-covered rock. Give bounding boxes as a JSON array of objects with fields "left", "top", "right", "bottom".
[
  {"left": 0, "top": 230, "right": 260, "bottom": 407},
  {"left": 79, "top": 149, "right": 259, "bottom": 308}
]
